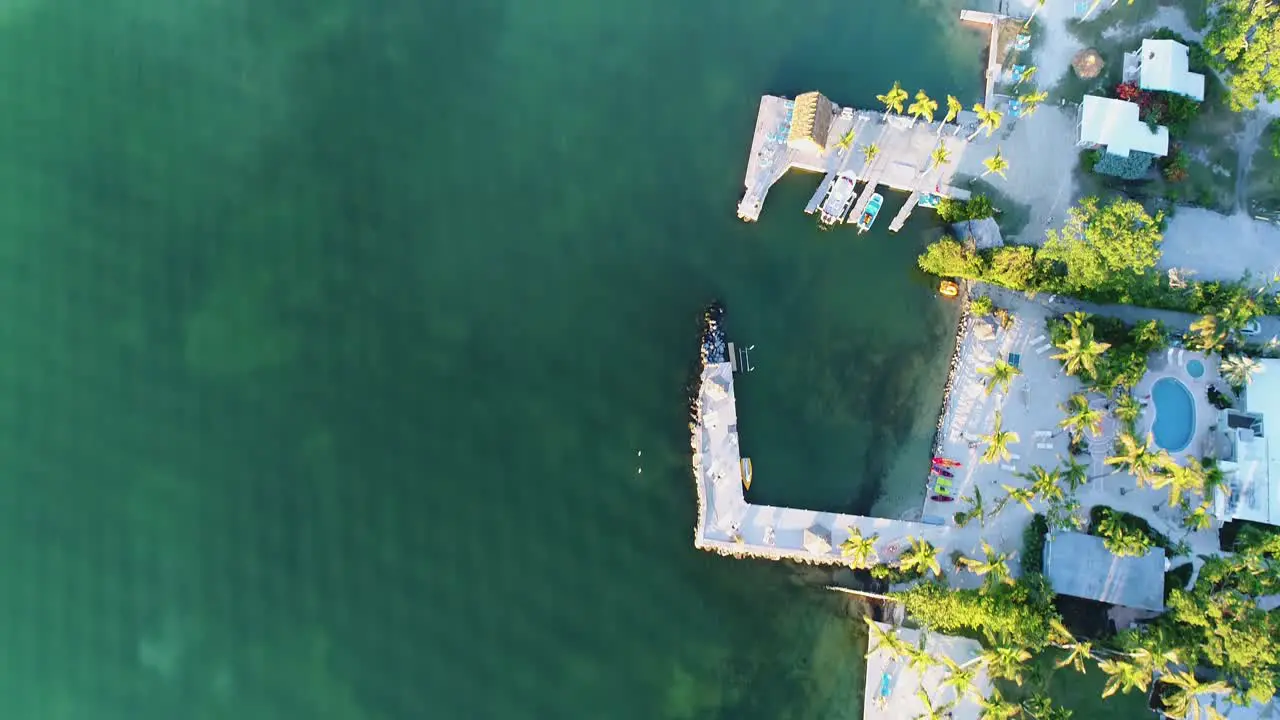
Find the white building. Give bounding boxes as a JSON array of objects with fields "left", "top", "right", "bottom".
[
  {"left": 1126, "top": 39, "right": 1205, "bottom": 102},
  {"left": 1216, "top": 358, "right": 1280, "bottom": 526},
  {"left": 1077, "top": 95, "right": 1169, "bottom": 158}
]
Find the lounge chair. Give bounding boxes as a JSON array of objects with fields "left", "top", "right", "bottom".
[
  {"left": 1037, "top": 442, "right": 1054, "bottom": 450},
  {"left": 1000, "top": 463, "right": 1017, "bottom": 472},
  {"left": 1034, "top": 430, "right": 1053, "bottom": 439},
  {"left": 1028, "top": 334, "right": 1046, "bottom": 345}
]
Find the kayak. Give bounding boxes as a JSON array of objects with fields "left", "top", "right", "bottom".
[
  {"left": 932, "top": 457, "right": 961, "bottom": 467},
  {"left": 931, "top": 468, "right": 955, "bottom": 478},
  {"left": 929, "top": 495, "right": 954, "bottom": 503}
]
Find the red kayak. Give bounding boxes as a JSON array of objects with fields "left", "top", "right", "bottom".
[
  {"left": 929, "top": 494, "right": 954, "bottom": 502},
  {"left": 931, "top": 468, "right": 955, "bottom": 478},
  {"left": 932, "top": 457, "right": 961, "bottom": 468}
]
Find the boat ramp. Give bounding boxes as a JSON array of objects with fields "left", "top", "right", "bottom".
[{"left": 736, "top": 93, "right": 973, "bottom": 230}]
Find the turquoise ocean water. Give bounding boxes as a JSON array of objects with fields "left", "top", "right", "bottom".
[{"left": 0, "top": 0, "right": 983, "bottom": 717}]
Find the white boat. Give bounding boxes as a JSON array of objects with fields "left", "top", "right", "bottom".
[
  {"left": 818, "top": 173, "right": 858, "bottom": 225},
  {"left": 857, "top": 193, "right": 884, "bottom": 232}
]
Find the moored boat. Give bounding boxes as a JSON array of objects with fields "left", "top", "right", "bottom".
[
  {"left": 939, "top": 280, "right": 959, "bottom": 297},
  {"left": 856, "top": 193, "right": 884, "bottom": 232}
]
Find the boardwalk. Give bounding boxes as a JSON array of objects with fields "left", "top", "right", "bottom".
[{"left": 737, "top": 95, "right": 972, "bottom": 224}]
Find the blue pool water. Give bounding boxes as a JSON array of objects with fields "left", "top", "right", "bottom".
[
  {"left": 1152, "top": 377, "right": 1195, "bottom": 451},
  {"left": 1187, "top": 359, "right": 1205, "bottom": 378}
]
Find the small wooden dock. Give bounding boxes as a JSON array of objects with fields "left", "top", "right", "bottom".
[
  {"left": 959, "top": 9, "right": 1005, "bottom": 109},
  {"left": 887, "top": 191, "right": 923, "bottom": 233}
]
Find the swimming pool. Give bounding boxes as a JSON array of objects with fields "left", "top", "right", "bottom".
[
  {"left": 1151, "top": 377, "right": 1195, "bottom": 452},
  {"left": 1187, "top": 359, "right": 1205, "bottom": 379}
]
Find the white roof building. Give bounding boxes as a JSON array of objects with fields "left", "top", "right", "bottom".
[
  {"left": 1218, "top": 359, "right": 1280, "bottom": 526},
  {"left": 1133, "top": 39, "right": 1205, "bottom": 101},
  {"left": 1077, "top": 95, "right": 1169, "bottom": 158}
]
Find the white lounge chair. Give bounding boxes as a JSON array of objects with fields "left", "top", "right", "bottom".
[
  {"left": 1035, "top": 430, "right": 1053, "bottom": 439},
  {"left": 1028, "top": 334, "right": 1046, "bottom": 345},
  {"left": 1000, "top": 463, "right": 1017, "bottom": 472},
  {"left": 1036, "top": 343, "right": 1054, "bottom": 354},
  {"left": 1008, "top": 454, "right": 1021, "bottom": 461},
  {"left": 1037, "top": 442, "right": 1054, "bottom": 450}
]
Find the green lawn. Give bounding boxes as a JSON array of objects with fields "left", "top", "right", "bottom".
[{"left": 995, "top": 649, "right": 1154, "bottom": 720}]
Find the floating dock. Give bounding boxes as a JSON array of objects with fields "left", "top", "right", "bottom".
[{"left": 736, "top": 94, "right": 972, "bottom": 230}]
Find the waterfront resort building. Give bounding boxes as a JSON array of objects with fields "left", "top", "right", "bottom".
[
  {"left": 1076, "top": 95, "right": 1169, "bottom": 158},
  {"left": 786, "top": 91, "right": 834, "bottom": 155},
  {"left": 1125, "top": 38, "right": 1205, "bottom": 101},
  {"left": 1043, "top": 532, "right": 1167, "bottom": 612},
  {"left": 1215, "top": 359, "right": 1280, "bottom": 527}
]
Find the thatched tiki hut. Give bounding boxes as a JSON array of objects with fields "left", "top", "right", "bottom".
[{"left": 787, "top": 91, "right": 835, "bottom": 155}]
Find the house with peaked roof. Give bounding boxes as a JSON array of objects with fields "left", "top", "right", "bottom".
[
  {"left": 786, "top": 91, "right": 834, "bottom": 155},
  {"left": 1077, "top": 95, "right": 1169, "bottom": 158},
  {"left": 1126, "top": 38, "right": 1205, "bottom": 101}
]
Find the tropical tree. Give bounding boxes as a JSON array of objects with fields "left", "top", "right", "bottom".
[
  {"left": 958, "top": 540, "right": 1015, "bottom": 585},
  {"left": 938, "top": 656, "right": 983, "bottom": 703},
  {"left": 1059, "top": 455, "right": 1090, "bottom": 492},
  {"left": 836, "top": 128, "right": 856, "bottom": 151},
  {"left": 924, "top": 141, "right": 951, "bottom": 176},
  {"left": 1220, "top": 354, "right": 1263, "bottom": 388},
  {"left": 1189, "top": 314, "right": 1230, "bottom": 353},
  {"left": 1002, "top": 484, "right": 1037, "bottom": 512},
  {"left": 1049, "top": 618, "right": 1093, "bottom": 674},
  {"left": 1015, "top": 66, "right": 1038, "bottom": 88},
  {"left": 1022, "top": 465, "right": 1065, "bottom": 503},
  {"left": 1155, "top": 455, "right": 1208, "bottom": 507},
  {"left": 877, "top": 81, "right": 908, "bottom": 118},
  {"left": 914, "top": 689, "right": 957, "bottom": 720},
  {"left": 1039, "top": 198, "right": 1164, "bottom": 295},
  {"left": 864, "top": 616, "right": 914, "bottom": 659},
  {"left": 900, "top": 537, "right": 943, "bottom": 577},
  {"left": 1023, "top": 0, "right": 1046, "bottom": 30},
  {"left": 863, "top": 142, "right": 881, "bottom": 167},
  {"left": 982, "top": 643, "right": 1032, "bottom": 685},
  {"left": 957, "top": 486, "right": 988, "bottom": 527},
  {"left": 1096, "top": 508, "right": 1155, "bottom": 557},
  {"left": 908, "top": 89, "right": 938, "bottom": 126},
  {"left": 1018, "top": 89, "right": 1049, "bottom": 116},
  {"left": 841, "top": 528, "right": 879, "bottom": 568},
  {"left": 1099, "top": 656, "right": 1156, "bottom": 698},
  {"left": 982, "top": 148, "right": 1010, "bottom": 179},
  {"left": 981, "top": 412, "right": 1021, "bottom": 464},
  {"left": 1060, "top": 393, "right": 1104, "bottom": 439},
  {"left": 906, "top": 641, "right": 939, "bottom": 675},
  {"left": 978, "top": 358, "right": 1021, "bottom": 395},
  {"left": 967, "top": 103, "right": 1003, "bottom": 140},
  {"left": 1203, "top": 0, "right": 1280, "bottom": 110},
  {"left": 939, "top": 94, "right": 963, "bottom": 135},
  {"left": 1106, "top": 432, "right": 1164, "bottom": 487},
  {"left": 1113, "top": 392, "right": 1142, "bottom": 431},
  {"left": 1158, "top": 669, "right": 1231, "bottom": 720},
  {"left": 978, "top": 687, "right": 1023, "bottom": 720},
  {"left": 1052, "top": 322, "right": 1111, "bottom": 377},
  {"left": 1183, "top": 500, "right": 1215, "bottom": 532}
]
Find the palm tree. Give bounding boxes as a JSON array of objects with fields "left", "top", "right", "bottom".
[
  {"left": 938, "top": 656, "right": 983, "bottom": 703},
  {"left": 1048, "top": 618, "right": 1093, "bottom": 673},
  {"left": 939, "top": 94, "right": 963, "bottom": 135},
  {"left": 1064, "top": 311, "right": 1092, "bottom": 329},
  {"left": 914, "top": 689, "right": 957, "bottom": 720},
  {"left": 978, "top": 358, "right": 1021, "bottom": 395},
  {"left": 1023, "top": 0, "right": 1046, "bottom": 30},
  {"left": 981, "top": 413, "right": 1020, "bottom": 464},
  {"left": 863, "top": 142, "right": 881, "bottom": 168},
  {"left": 1021, "top": 465, "right": 1064, "bottom": 503},
  {"left": 982, "top": 148, "right": 1010, "bottom": 179},
  {"left": 1220, "top": 354, "right": 1263, "bottom": 388},
  {"left": 840, "top": 528, "right": 879, "bottom": 568},
  {"left": 905, "top": 642, "right": 938, "bottom": 675},
  {"left": 958, "top": 486, "right": 988, "bottom": 527},
  {"left": 1059, "top": 455, "right": 1090, "bottom": 492},
  {"left": 978, "top": 688, "right": 1023, "bottom": 720},
  {"left": 967, "top": 103, "right": 1003, "bottom": 140},
  {"left": 1015, "top": 66, "right": 1038, "bottom": 88},
  {"left": 1183, "top": 500, "right": 1214, "bottom": 532},
  {"left": 1189, "top": 314, "right": 1229, "bottom": 353},
  {"left": 864, "top": 616, "right": 915, "bottom": 659},
  {"left": 1154, "top": 455, "right": 1208, "bottom": 507},
  {"left": 1052, "top": 323, "right": 1111, "bottom": 377},
  {"left": 877, "top": 81, "right": 908, "bottom": 119},
  {"left": 1059, "top": 393, "right": 1104, "bottom": 439},
  {"left": 1113, "top": 392, "right": 1142, "bottom": 430},
  {"left": 923, "top": 141, "right": 951, "bottom": 176},
  {"left": 981, "top": 643, "right": 1032, "bottom": 685},
  {"left": 1158, "top": 669, "right": 1231, "bottom": 720},
  {"left": 1106, "top": 432, "right": 1164, "bottom": 487},
  {"left": 836, "top": 129, "right": 856, "bottom": 152},
  {"left": 908, "top": 90, "right": 938, "bottom": 126},
  {"left": 1018, "top": 89, "right": 1049, "bottom": 116},
  {"left": 1002, "top": 484, "right": 1037, "bottom": 512},
  {"left": 958, "top": 541, "right": 1015, "bottom": 585},
  {"left": 899, "top": 537, "right": 942, "bottom": 577},
  {"left": 1099, "top": 657, "right": 1154, "bottom": 698}
]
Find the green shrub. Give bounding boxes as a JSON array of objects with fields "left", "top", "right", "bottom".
[
  {"left": 970, "top": 294, "right": 994, "bottom": 316},
  {"left": 1022, "top": 514, "right": 1049, "bottom": 575},
  {"left": 938, "top": 194, "right": 996, "bottom": 223},
  {"left": 985, "top": 245, "right": 1041, "bottom": 290},
  {"left": 890, "top": 574, "right": 1060, "bottom": 649},
  {"left": 1080, "top": 149, "right": 1101, "bottom": 173},
  {"left": 918, "top": 237, "right": 986, "bottom": 279},
  {"left": 1089, "top": 506, "right": 1171, "bottom": 557},
  {"left": 1165, "top": 563, "right": 1194, "bottom": 601}
]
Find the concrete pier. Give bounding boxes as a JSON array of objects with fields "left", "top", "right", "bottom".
[{"left": 737, "top": 95, "right": 971, "bottom": 226}]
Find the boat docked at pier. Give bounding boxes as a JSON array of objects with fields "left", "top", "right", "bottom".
[
  {"left": 817, "top": 172, "right": 858, "bottom": 226},
  {"left": 856, "top": 193, "right": 884, "bottom": 232}
]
